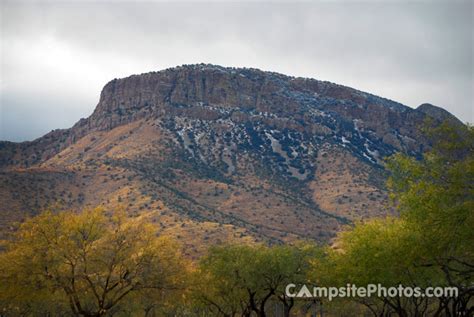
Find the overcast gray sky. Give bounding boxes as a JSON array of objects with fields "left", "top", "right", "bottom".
[{"left": 1, "top": 0, "right": 472, "bottom": 142}]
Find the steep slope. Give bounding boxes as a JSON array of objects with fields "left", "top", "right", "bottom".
[{"left": 0, "top": 64, "right": 460, "bottom": 249}]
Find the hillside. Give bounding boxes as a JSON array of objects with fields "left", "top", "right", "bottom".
[{"left": 0, "top": 64, "right": 460, "bottom": 252}]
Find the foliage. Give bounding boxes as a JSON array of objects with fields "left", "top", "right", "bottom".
[
  {"left": 313, "top": 123, "right": 474, "bottom": 316},
  {"left": 193, "top": 242, "right": 321, "bottom": 317},
  {"left": 386, "top": 122, "right": 474, "bottom": 264},
  {"left": 0, "top": 207, "right": 190, "bottom": 316}
]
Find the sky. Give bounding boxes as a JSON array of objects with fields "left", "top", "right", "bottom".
[{"left": 1, "top": 1, "right": 473, "bottom": 142}]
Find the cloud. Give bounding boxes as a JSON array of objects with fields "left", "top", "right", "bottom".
[{"left": 1, "top": 1, "right": 472, "bottom": 141}]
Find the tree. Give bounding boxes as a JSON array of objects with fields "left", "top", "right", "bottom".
[
  {"left": 312, "top": 122, "right": 473, "bottom": 316},
  {"left": 386, "top": 122, "right": 474, "bottom": 315},
  {"left": 0, "top": 207, "right": 189, "bottom": 316},
  {"left": 193, "top": 245, "right": 252, "bottom": 317},
  {"left": 193, "top": 242, "right": 320, "bottom": 317},
  {"left": 315, "top": 218, "right": 439, "bottom": 316}
]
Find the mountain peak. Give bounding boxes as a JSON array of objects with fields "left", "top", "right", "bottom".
[{"left": 416, "top": 103, "right": 463, "bottom": 125}]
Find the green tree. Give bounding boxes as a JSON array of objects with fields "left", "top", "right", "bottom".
[
  {"left": 315, "top": 218, "right": 439, "bottom": 316},
  {"left": 193, "top": 242, "right": 320, "bottom": 317},
  {"left": 313, "top": 123, "right": 473, "bottom": 316},
  {"left": 387, "top": 123, "right": 474, "bottom": 315}
]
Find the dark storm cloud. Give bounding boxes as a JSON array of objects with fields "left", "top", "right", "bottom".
[{"left": 1, "top": 1, "right": 472, "bottom": 141}]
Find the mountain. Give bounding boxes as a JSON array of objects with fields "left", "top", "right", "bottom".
[
  {"left": 0, "top": 64, "right": 461, "bottom": 254},
  {"left": 416, "top": 103, "right": 463, "bottom": 125}
]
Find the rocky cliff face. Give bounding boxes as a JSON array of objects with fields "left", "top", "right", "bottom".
[
  {"left": 0, "top": 64, "right": 461, "bottom": 248},
  {"left": 83, "top": 64, "right": 428, "bottom": 156},
  {"left": 1, "top": 64, "right": 434, "bottom": 168}
]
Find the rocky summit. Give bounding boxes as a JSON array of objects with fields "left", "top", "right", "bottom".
[{"left": 0, "top": 64, "right": 462, "bottom": 254}]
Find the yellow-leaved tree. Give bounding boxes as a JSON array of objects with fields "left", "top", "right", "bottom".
[{"left": 0, "top": 207, "right": 190, "bottom": 316}]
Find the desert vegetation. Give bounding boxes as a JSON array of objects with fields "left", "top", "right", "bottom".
[{"left": 0, "top": 124, "right": 472, "bottom": 316}]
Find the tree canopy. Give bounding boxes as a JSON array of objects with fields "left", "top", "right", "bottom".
[
  {"left": 193, "top": 242, "right": 321, "bottom": 317},
  {"left": 0, "top": 208, "right": 189, "bottom": 316},
  {"left": 313, "top": 123, "right": 474, "bottom": 316}
]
